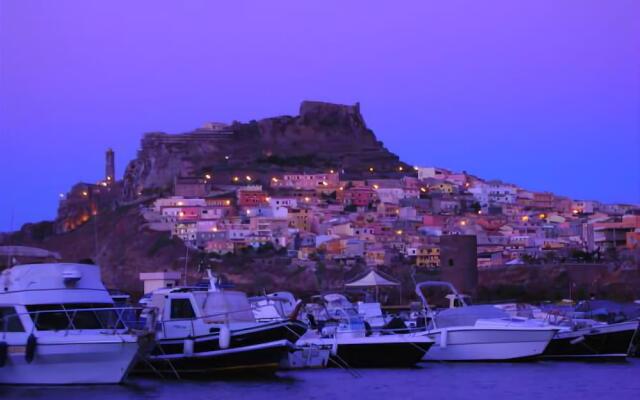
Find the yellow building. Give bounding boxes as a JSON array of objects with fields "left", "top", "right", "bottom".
[
  {"left": 288, "top": 208, "right": 311, "bottom": 231},
  {"left": 365, "top": 248, "right": 386, "bottom": 266},
  {"left": 416, "top": 246, "right": 440, "bottom": 269}
]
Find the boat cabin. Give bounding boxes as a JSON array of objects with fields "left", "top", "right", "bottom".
[
  {"left": 1, "top": 263, "right": 128, "bottom": 335},
  {"left": 149, "top": 287, "right": 257, "bottom": 340}
]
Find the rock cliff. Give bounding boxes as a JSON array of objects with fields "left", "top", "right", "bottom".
[{"left": 122, "top": 101, "right": 407, "bottom": 199}]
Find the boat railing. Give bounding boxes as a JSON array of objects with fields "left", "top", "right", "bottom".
[
  {"left": 542, "top": 308, "right": 573, "bottom": 327},
  {"left": 1, "top": 306, "right": 155, "bottom": 335}
]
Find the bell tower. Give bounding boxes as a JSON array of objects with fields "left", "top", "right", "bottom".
[{"left": 105, "top": 148, "right": 115, "bottom": 183}]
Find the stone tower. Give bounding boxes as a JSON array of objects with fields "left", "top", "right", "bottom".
[
  {"left": 439, "top": 235, "right": 478, "bottom": 295},
  {"left": 105, "top": 148, "right": 115, "bottom": 183}
]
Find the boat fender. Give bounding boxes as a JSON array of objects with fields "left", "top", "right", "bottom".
[
  {"left": 439, "top": 329, "right": 448, "bottom": 348},
  {"left": 184, "top": 338, "right": 194, "bottom": 356},
  {"left": 25, "top": 334, "right": 37, "bottom": 364},
  {"left": 570, "top": 336, "right": 585, "bottom": 345},
  {"left": 331, "top": 341, "right": 338, "bottom": 356},
  {"left": 219, "top": 325, "right": 231, "bottom": 349},
  {"left": 0, "top": 342, "right": 7, "bottom": 367}
]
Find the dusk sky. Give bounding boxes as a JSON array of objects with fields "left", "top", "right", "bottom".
[{"left": 1, "top": 1, "right": 639, "bottom": 231}]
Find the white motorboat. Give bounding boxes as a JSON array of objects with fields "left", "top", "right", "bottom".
[
  {"left": 297, "top": 294, "right": 434, "bottom": 368},
  {"left": 249, "top": 291, "right": 329, "bottom": 369},
  {"left": 0, "top": 263, "right": 145, "bottom": 385},
  {"left": 415, "top": 281, "right": 557, "bottom": 361}
]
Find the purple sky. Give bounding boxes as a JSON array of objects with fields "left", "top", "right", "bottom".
[{"left": 1, "top": 1, "right": 639, "bottom": 231}]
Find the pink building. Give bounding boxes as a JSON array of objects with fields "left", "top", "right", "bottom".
[{"left": 344, "top": 187, "right": 376, "bottom": 207}]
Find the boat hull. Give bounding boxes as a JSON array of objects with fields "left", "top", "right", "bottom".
[
  {"left": 0, "top": 337, "right": 140, "bottom": 385},
  {"left": 280, "top": 345, "right": 331, "bottom": 369},
  {"left": 139, "top": 319, "right": 307, "bottom": 376},
  {"left": 298, "top": 334, "right": 433, "bottom": 368},
  {"left": 421, "top": 328, "right": 556, "bottom": 361},
  {"left": 334, "top": 340, "right": 432, "bottom": 368},
  {"left": 144, "top": 340, "right": 292, "bottom": 377},
  {"left": 542, "top": 320, "right": 640, "bottom": 360}
]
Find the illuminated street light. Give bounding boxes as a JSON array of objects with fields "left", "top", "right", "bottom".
[
  {"left": 245, "top": 175, "right": 252, "bottom": 182},
  {"left": 205, "top": 174, "right": 212, "bottom": 180},
  {"left": 233, "top": 176, "right": 239, "bottom": 182},
  {"left": 369, "top": 167, "right": 374, "bottom": 172}
]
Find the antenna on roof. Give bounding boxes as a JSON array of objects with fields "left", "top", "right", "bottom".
[{"left": 6, "top": 208, "right": 14, "bottom": 268}]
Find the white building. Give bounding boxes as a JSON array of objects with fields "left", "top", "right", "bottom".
[
  {"left": 153, "top": 196, "right": 206, "bottom": 212},
  {"left": 375, "top": 188, "right": 405, "bottom": 204},
  {"left": 416, "top": 167, "right": 447, "bottom": 180},
  {"left": 139, "top": 271, "right": 182, "bottom": 294}
]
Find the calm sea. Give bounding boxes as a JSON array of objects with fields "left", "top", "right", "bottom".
[{"left": 2, "top": 360, "right": 640, "bottom": 400}]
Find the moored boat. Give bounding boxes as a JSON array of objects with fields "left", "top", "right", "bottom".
[
  {"left": 0, "top": 263, "right": 146, "bottom": 385},
  {"left": 297, "top": 294, "right": 433, "bottom": 368},
  {"left": 139, "top": 271, "right": 307, "bottom": 377},
  {"left": 496, "top": 302, "right": 640, "bottom": 360},
  {"left": 414, "top": 281, "right": 557, "bottom": 361}
]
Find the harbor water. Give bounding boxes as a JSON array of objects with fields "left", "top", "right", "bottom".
[{"left": 2, "top": 359, "right": 640, "bottom": 400}]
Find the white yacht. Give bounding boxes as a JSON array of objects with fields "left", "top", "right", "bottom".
[
  {"left": 297, "top": 294, "right": 434, "bottom": 368},
  {"left": 415, "top": 281, "right": 557, "bottom": 361},
  {"left": 0, "top": 263, "right": 145, "bottom": 385},
  {"left": 248, "top": 291, "right": 330, "bottom": 369},
  {"left": 139, "top": 272, "right": 307, "bottom": 376}
]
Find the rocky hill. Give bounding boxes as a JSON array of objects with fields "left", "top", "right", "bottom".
[
  {"left": 3, "top": 100, "right": 638, "bottom": 301},
  {"left": 123, "top": 101, "right": 409, "bottom": 199}
]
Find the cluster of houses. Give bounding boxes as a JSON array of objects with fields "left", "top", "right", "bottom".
[{"left": 142, "top": 166, "right": 640, "bottom": 270}]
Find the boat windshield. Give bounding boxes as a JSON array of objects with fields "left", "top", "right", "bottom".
[{"left": 25, "top": 303, "right": 127, "bottom": 331}]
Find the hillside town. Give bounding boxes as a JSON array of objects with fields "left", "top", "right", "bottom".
[{"left": 55, "top": 148, "right": 640, "bottom": 278}]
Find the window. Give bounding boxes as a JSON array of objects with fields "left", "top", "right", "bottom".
[
  {"left": 25, "top": 303, "right": 120, "bottom": 331},
  {"left": 0, "top": 307, "right": 24, "bottom": 332},
  {"left": 170, "top": 299, "right": 195, "bottom": 319}
]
